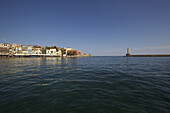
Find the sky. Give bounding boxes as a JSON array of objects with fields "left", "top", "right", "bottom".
[{"left": 0, "top": 0, "right": 170, "bottom": 56}]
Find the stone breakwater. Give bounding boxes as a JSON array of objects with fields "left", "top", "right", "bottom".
[
  {"left": 126, "top": 54, "right": 170, "bottom": 57},
  {"left": 125, "top": 48, "right": 170, "bottom": 57}
]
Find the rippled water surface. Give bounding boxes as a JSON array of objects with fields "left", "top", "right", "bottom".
[{"left": 0, "top": 57, "right": 170, "bottom": 113}]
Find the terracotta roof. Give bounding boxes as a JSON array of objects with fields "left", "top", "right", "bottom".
[
  {"left": 67, "top": 50, "right": 77, "bottom": 51},
  {"left": 34, "top": 45, "right": 41, "bottom": 48}
]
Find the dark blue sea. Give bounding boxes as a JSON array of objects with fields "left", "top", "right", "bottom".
[{"left": 0, "top": 57, "right": 170, "bottom": 113}]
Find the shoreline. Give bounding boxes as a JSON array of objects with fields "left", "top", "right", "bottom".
[{"left": 0, "top": 54, "right": 91, "bottom": 58}]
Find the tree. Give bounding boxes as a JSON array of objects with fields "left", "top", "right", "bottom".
[
  {"left": 46, "top": 47, "right": 51, "bottom": 49},
  {"left": 61, "top": 48, "right": 66, "bottom": 56},
  {"left": 56, "top": 48, "right": 58, "bottom": 52},
  {"left": 73, "top": 51, "right": 76, "bottom": 55}
]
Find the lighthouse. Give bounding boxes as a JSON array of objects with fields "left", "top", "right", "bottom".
[{"left": 126, "top": 48, "right": 130, "bottom": 57}]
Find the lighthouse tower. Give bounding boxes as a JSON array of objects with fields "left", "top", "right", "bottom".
[{"left": 126, "top": 48, "right": 130, "bottom": 57}]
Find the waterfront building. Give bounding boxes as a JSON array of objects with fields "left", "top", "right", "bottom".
[
  {"left": 67, "top": 50, "right": 82, "bottom": 56},
  {"left": 9, "top": 47, "right": 13, "bottom": 56},
  {"left": 61, "top": 47, "right": 73, "bottom": 56},
  {"left": 41, "top": 47, "right": 46, "bottom": 54},
  {"left": 12, "top": 44, "right": 18, "bottom": 47},
  {"left": 10, "top": 44, "right": 18, "bottom": 54},
  {"left": 56, "top": 49, "right": 62, "bottom": 56},
  {"left": 0, "top": 47, "right": 9, "bottom": 56},
  {"left": 33, "top": 45, "right": 42, "bottom": 54},
  {"left": 21, "top": 45, "right": 28, "bottom": 54},
  {"left": 56, "top": 47, "right": 62, "bottom": 56},
  {"left": 0, "top": 43, "right": 11, "bottom": 49},
  {"left": 45, "top": 46, "right": 62, "bottom": 56},
  {"left": 15, "top": 45, "right": 22, "bottom": 54},
  {"left": 27, "top": 45, "right": 34, "bottom": 54},
  {"left": 65, "top": 47, "right": 72, "bottom": 51},
  {"left": 0, "top": 43, "right": 85, "bottom": 57},
  {"left": 46, "top": 48, "right": 57, "bottom": 55}
]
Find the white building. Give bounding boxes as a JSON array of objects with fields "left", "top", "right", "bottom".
[
  {"left": 62, "top": 47, "right": 72, "bottom": 56},
  {"left": 15, "top": 45, "right": 22, "bottom": 54},
  {"left": 46, "top": 48, "right": 57, "bottom": 55},
  {"left": 0, "top": 43, "right": 11, "bottom": 48},
  {"left": 56, "top": 49, "right": 62, "bottom": 56},
  {"left": 11, "top": 44, "right": 18, "bottom": 54}
]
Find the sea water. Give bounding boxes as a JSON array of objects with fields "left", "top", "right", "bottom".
[{"left": 0, "top": 57, "right": 170, "bottom": 113}]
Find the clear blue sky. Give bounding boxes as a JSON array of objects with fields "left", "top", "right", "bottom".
[{"left": 0, "top": 0, "right": 170, "bottom": 56}]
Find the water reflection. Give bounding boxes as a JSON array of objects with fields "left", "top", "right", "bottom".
[{"left": 44, "top": 57, "right": 81, "bottom": 70}]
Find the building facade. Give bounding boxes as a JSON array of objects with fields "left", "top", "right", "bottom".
[
  {"left": 0, "top": 43, "right": 11, "bottom": 48},
  {"left": 27, "top": 45, "right": 34, "bottom": 54},
  {"left": 46, "top": 48, "right": 57, "bottom": 55},
  {"left": 33, "top": 45, "right": 42, "bottom": 54},
  {"left": 0, "top": 47, "right": 9, "bottom": 56},
  {"left": 0, "top": 43, "right": 83, "bottom": 57},
  {"left": 67, "top": 50, "right": 81, "bottom": 56}
]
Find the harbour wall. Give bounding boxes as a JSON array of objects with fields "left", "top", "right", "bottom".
[{"left": 126, "top": 54, "right": 170, "bottom": 57}]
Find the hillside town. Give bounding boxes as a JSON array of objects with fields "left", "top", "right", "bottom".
[{"left": 0, "top": 43, "right": 91, "bottom": 57}]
